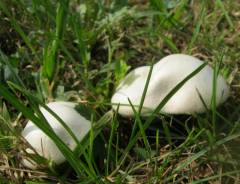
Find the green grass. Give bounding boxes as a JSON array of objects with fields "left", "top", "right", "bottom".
[{"left": 0, "top": 0, "right": 240, "bottom": 183}]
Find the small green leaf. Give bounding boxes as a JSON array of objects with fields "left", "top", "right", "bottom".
[{"left": 115, "top": 59, "right": 131, "bottom": 84}]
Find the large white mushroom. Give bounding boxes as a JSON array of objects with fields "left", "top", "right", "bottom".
[
  {"left": 22, "top": 101, "right": 91, "bottom": 169},
  {"left": 111, "top": 54, "right": 230, "bottom": 116}
]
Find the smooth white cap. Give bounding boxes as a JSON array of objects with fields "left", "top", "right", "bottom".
[
  {"left": 111, "top": 54, "right": 230, "bottom": 116},
  {"left": 22, "top": 101, "right": 91, "bottom": 169}
]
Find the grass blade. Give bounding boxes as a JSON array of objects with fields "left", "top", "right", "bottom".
[
  {"left": 187, "top": 2, "right": 206, "bottom": 53},
  {"left": 42, "top": 0, "right": 69, "bottom": 82},
  {"left": 216, "top": 0, "right": 234, "bottom": 29}
]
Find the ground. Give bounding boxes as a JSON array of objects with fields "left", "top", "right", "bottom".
[{"left": 0, "top": 0, "right": 240, "bottom": 183}]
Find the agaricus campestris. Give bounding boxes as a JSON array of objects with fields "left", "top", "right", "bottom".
[
  {"left": 22, "top": 101, "right": 91, "bottom": 169},
  {"left": 111, "top": 54, "right": 230, "bottom": 116}
]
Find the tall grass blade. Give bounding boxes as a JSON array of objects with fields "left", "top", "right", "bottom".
[
  {"left": 187, "top": 2, "right": 206, "bottom": 53},
  {"left": 42, "top": 0, "right": 69, "bottom": 82},
  {"left": 128, "top": 99, "right": 151, "bottom": 156},
  {"left": 216, "top": 0, "right": 234, "bottom": 29},
  {"left": 106, "top": 106, "right": 119, "bottom": 175},
  {"left": 129, "top": 64, "right": 153, "bottom": 140}
]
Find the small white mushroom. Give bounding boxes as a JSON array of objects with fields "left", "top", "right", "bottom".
[
  {"left": 111, "top": 54, "right": 230, "bottom": 116},
  {"left": 22, "top": 101, "right": 91, "bottom": 169}
]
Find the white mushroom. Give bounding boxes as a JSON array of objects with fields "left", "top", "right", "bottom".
[
  {"left": 22, "top": 101, "right": 91, "bottom": 169},
  {"left": 111, "top": 54, "right": 230, "bottom": 116}
]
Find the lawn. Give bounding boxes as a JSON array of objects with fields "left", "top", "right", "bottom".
[{"left": 0, "top": 0, "right": 240, "bottom": 183}]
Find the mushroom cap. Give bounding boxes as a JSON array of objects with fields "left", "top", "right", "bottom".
[
  {"left": 111, "top": 54, "right": 230, "bottom": 116},
  {"left": 111, "top": 66, "right": 151, "bottom": 116},
  {"left": 22, "top": 101, "right": 91, "bottom": 168}
]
